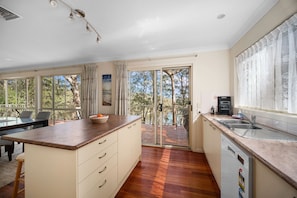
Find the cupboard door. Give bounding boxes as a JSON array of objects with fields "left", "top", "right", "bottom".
[
  {"left": 118, "top": 120, "right": 141, "bottom": 184},
  {"left": 202, "top": 118, "right": 221, "bottom": 188}
]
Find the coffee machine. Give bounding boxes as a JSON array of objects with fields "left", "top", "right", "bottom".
[{"left": 218, "top": 96, "right": 232, "bottom": 115}]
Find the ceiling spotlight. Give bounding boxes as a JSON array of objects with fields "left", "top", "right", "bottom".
[
  {"left": 73, "top": 9, "right": 85, "bottom": 18},
  {"left": 96, "top": 36, "right": 100, "bottom": 43},
  {"left": 49, "top": 0, "right": 58, "bottom": 7},
  {"left": 69, "top": 11, "right": 74, "bottom": 19},
  {"left": 86, "top": 23, "right": 91, "bottom": 32}
]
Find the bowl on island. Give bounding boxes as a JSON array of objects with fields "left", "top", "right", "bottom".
[{"left": 89, "top": 114, "right": 109, "bottom": 124}]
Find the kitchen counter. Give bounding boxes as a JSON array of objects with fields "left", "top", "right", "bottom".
[
  {"left": 2, "top": 114, "right": 142, "bottom": 198},
  {"left": 2, "top": 114, "right": 141, "bottom": 150},
  {"left": 202, "top": 113, "right": 297, "bottom": 190}
]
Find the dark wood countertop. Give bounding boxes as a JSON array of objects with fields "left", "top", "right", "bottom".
[
  {"left": 202, "top": 113, "right": 297, "bottom": 190},
  {"left": 2, "top": 115, "right": 141, "bottom": 150}
]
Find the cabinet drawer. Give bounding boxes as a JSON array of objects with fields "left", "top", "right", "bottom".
[
  {"left": 78, "top": 142, "right": 117, "bottom": 182},
  {"left": 79, "top": 154, "right": 117, "bottom": 198},
  {"left": 78, "top": 132, "right": 117, "bottom": 165}
]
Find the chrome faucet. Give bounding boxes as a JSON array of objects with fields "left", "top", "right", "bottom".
[{"left": 239, "top": 113, "right": 256, "bottom": 126}]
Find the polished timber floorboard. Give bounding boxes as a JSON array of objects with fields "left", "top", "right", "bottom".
[
  {"left": 116, "top": 146, "right": 220, "bottom": 198},
  {"left": 0, "top": 146, "right": 220, "bottom": 198}
]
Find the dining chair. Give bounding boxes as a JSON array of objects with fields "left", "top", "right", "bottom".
[
  {"left": 19, "top": 111, "right": 33, "bottom": 119},
  {"left": 33, "top": 111, "right": 51, "bottom": 129},
  {"left": 0, "top": 138, "right": 14, "bottom": 161},
  {"left": 35, "top": 111, "right": 51, "bottom": 120}
]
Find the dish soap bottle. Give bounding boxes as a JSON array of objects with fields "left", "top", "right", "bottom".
[{"left": 211, "top": 106, "right": 215, "bottom": 115}]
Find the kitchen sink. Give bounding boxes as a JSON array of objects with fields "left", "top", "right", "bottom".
[
  {"left": 217, "top": 119, "right": 250, "bottom": 125},
  {"left": 215, "top": 119, "right": 259, "bottom": 129},
  {"left": 215, "top": 118, "right": 297, "bottom": 141},
  {"left": 227, "top": 124, "right": 261, "bottom": 130}
]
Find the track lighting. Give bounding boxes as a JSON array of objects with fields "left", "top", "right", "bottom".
[{"left": 49, "top": 0, "right": 101, "bottom": 44}]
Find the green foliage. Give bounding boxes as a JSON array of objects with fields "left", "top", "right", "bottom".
[{"left": 129, "top": 68, "right": 190, "bottom": 126}]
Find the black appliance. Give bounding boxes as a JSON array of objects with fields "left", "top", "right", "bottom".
[{"left": 218, "top": 96, "right": 231, "bottom": 115}]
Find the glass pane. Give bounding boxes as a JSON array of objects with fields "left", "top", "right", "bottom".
[
  {"left": 162, "top": 68, "right": 190, "bottom": 147},
  {"left": 27, "top": 78, "right": 36, "bottom": 108},
  {"left": 41, "top": 74, "right": 81, "bottom": 125},
  {"left": 42, "top": 76, "right": 53, "bottom": 108},
  {"left": 0, "top": 80, "right": 4, "bottom": 105},
  {"left": 7, "top": 79, "right": 16, "bottom": 105},
  {"left": 17, "top": 79, "right": 26, "bottom": 105},
  {"left": 129, "top": 71, "right": 157, "bottom": 145}
]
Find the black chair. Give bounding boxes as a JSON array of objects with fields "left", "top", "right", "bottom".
[
  {"left": 33, "top": 111, "right": 51, "bottom": 129},
  {"left": 0, "top": 138, "right": 14, "bottom": 161},
  {"left": 19, "top": 111, "right": 33, "bottom": 119}
]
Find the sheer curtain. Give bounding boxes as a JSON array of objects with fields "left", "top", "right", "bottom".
[
  {"left": 114, "top": 62, "right": 128, "bottom": 115},
  {"left": 81, "top": 64, "right": 98, "bottom": 118},
  {"left": 236, "top": 13, "right": 297, "bottom": 114}
]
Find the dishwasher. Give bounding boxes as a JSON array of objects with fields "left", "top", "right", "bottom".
[{"left": 221, "top": 134, "right": 252, "bottom": 198}]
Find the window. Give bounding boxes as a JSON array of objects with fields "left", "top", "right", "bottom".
[
  {"left": 0, "top": 78, "right": 35, "bottom": 116},
  {"left": 41, "top": 75, "right": 81, "bottom": 124},
  {"left": 236, "top": 13, "right": 297, "bottom": 114}
]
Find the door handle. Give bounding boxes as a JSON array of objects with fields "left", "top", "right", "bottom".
[{"left": 158, "top": 103, "right": 163, "bottom": 112}]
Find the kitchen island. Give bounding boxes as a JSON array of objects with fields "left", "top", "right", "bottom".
[{"left": 3, "top": 114, "right": 141, "bottom": 198}]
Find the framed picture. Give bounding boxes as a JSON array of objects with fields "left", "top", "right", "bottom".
[{"left": 102, "top": 74, "right": 112, "bottom": 106}]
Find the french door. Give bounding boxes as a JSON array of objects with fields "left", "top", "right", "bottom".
[{"left": 129, "top": 66, "right": 191, "bottom": 148}]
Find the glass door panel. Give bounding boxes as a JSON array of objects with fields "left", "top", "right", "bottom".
[
  {"left": 129, "top": 67, "right": 190, "bottom": 148},
  {"left": 161, "top": 67, "right": 190, "bottom": 147}
]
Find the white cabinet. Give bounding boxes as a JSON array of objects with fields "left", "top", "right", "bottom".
[
  {"left": 202, "top": 118, "right": 221, "bottom": 188},
  {"left": 117, "top": 119, "right": 141, "bottom": 186},
  {"left": 253, "top": 158, "right": 297, "bottom": 198}
]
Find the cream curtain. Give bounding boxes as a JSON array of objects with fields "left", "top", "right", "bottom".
[
  {"left": 81, "top": 64, "right": 98, "bottom": 118},
  {"left": 114, "top": 62, "right": 128, "bottom": 115},
  {"left": 236, "top": 13, "right": 297, "bottom": 114}
]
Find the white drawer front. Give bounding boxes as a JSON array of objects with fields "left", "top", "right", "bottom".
[
  {"left": 79, "top": 154, "right": 117, "bottom": 198},
  {"left": 78, "top": 142, "right": 117, "bottom": 182},
  {"left": 78, "top": 132, "right": 117, "bottom": 165}
]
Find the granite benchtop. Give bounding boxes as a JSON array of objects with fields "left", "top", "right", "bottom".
[
  {"left": 2, "top": 115, "right": 141, "bottom": 150},
  {"left": 202, "top": 113, "right": 297, "bottom": 190}
]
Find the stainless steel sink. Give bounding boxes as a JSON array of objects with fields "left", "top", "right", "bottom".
[
  {"left": 215, "top": 119, "right": 258, "bottom": 129},
  {"left": 227, "top": 124, "right": 261, "bottom": 130},
  {"left": 215, "top": 118, "right": 297, "bottom": 141},
  {"left": 217, "top": 119, "right": 250, "bottom": 125}
]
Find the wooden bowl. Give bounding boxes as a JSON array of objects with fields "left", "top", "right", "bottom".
[{"left": 89, "top": 115, "right": 109, "bottom": 123}]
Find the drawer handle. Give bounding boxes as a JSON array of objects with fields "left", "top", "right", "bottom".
[
  {"left": 98, "top": 139, "right": 107, "bottom": 144},
  {"left": 128, "top": 125, "right": 132, "bottom": 129},
  {"left": 98, "top": 152, "right": 107, "bottom": 159},
  {"left": 98, "top": 166, "right": 107, "bottom": 174},
  {"left": 98, "top": 179, "right": 107, "bottom": 188}
]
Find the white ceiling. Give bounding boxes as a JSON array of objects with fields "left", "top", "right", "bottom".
[{"left": 0, "top": 0, "right": 278, "bottom": 72}]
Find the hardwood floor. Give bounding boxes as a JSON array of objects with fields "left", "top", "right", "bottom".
[
  {"left": 116, "top": 146, "right": 220, "bottom": 198},
  {"left": 0, "top": 146, "right": 220, "bottom": 198}
]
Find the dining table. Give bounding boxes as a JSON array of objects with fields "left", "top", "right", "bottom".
[
  {"left": 0, "top": 117, "right": 49, "bottom": 161},
  {"left": 0, "top": 117, "right": 49, "bottom": 133}
]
